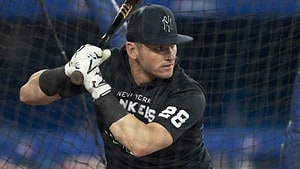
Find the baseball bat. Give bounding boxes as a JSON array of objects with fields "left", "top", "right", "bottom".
[{"left": 69, "top": 0, "right": 142, "bottom": 85}]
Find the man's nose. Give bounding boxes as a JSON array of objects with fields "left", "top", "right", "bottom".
[{"left": 164, "top": 46, "right": 176, "bottom": 60}]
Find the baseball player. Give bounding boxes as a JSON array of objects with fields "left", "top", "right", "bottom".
[{"left": 20, "top": 4, "right": 213, "bottom": 169}]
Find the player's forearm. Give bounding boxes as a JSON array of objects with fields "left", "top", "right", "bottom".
[
  {"left": 20, "top": 66, "right": 88, "bottom": 105},
  {"left": 110, "top": 115, "right": 173, "bottom": 157},
  {"left": 94, "top": 93, "right": 173, "bottom": 157},
  {"left": 19, "top": 69, "right": 61, "bottom": 105}
]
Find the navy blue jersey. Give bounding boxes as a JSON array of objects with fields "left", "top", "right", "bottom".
[{"left": 96, "top": 47, "right": 212, "bottom": 169}]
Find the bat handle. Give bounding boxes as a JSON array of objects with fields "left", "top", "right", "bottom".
[{"left": 69, "top": 70, "right": 84, "bottom": 85}]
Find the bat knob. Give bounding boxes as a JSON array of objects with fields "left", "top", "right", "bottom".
[{"left": 70, "top": 71, "right": 84, "bottom": 85}]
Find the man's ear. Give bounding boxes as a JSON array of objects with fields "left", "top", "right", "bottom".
[{"left": 126, "top": 42, "right": 138, "bottom": 59}]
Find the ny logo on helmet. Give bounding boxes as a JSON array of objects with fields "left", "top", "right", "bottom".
[{"left": 162, "top": 15, "right": 173, "bottom": 32}]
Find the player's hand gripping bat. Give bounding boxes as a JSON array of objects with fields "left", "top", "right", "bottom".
[{"left": 69, "top": 0, "right": 142, "bottom": 85}]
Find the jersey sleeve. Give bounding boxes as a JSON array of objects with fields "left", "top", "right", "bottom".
[{"left": 153, "top": 84, "right": 206, "bottom": 141}]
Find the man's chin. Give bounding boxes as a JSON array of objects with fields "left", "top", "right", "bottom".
[{"left": 158, "top": 72, "right": 173, "bottom": 79}]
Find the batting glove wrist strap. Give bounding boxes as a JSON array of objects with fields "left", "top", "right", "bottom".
[
  {"left": 94, "top": 92, "right": 128, "bottom": 128},
  {"left": 89, "top": 79, "right": 112, "bottom": 99}
]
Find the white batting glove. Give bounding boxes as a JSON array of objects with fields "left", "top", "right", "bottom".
[
  {"left": 83, "top": 66, "right": 112, "bottom": 99},
  {"left": 65, "top": 44, "right": 111, "bottom": 77},
  {"left": 65, "top": 44, "right": 112, "bottom": 99}
]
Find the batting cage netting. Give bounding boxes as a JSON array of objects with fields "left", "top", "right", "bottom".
[{"left": 0, "top": 0, "right": 299, "bottom": 168}]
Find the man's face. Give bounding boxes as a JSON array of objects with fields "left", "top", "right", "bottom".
[{"left": 135, "top": 43, "right": 177, "bottom": 80}]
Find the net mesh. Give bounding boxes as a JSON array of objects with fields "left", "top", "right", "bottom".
[{"left": 0, "top": 0, "right": 299, "bottom": 168}]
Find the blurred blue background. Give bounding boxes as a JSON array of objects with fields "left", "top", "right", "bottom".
[{"left": 2, "top": 0, "right": 299, "bottom": 20}]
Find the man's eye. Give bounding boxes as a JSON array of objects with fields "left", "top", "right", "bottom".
[{"left": 155, "top": 46, "right": 164, "bottom": 51}]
